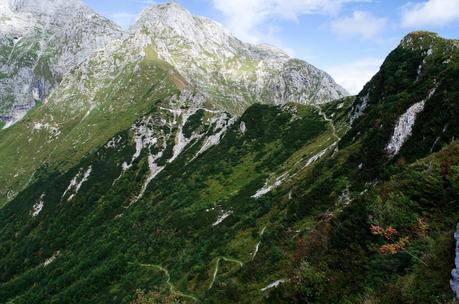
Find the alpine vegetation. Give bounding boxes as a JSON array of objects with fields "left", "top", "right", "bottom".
[{"left": 0, "top": 1, "right": 458, "bottom": 303}]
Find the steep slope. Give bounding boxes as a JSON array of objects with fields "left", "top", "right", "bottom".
[
  {"left": 0, "top": 100, "right": 350, "bottom": 303},
  {"left": 0, "top": 22, "right": 222, "bottom": 207},
  {"left": 131, "top": 3, "right": 348, "bottom": 114},
  {"left": 1, "top": 1, "right": 458, "bottom": 302},
  {"left": 0, "top": 0, "right": 124, "bottom": 126},
  {"left": 0, "top": 2, "right": 347, "bottom": 207},
  {"left": 0, "top": 31, "right": 458, "bottom": 304},
  {"left": 269, "top": 31, "right": 459, "bottom": 303},
  {"left": 345, "top": 31, "right": 459, "bottom": 177}
]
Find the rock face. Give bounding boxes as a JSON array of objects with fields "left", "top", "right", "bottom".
[
  {"left": 386, "top": 100, "right": 426, "bottom": 157},
  {"left": 131, "top": 3, "right": 348, "bottom": 114},
  {"left": 0, "top": 0, "right": 124, "bottom": 127},
  {"left": 451, "top": 223, "right": 459, "bottom": 299},
  {"left": 0, "top": 1, "right": 347, "bottom": 127},
  {"left": 385, "top": 88, "right": 436, "bottom": 158}
]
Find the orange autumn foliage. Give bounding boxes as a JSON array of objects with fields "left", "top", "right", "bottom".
[
  {"left": 370, "top": 225, "right": 385, "bottom": 236},
  {"left": 370, "top": 225, "right": 411, "bottom": 255},
  {"left": 370, "top": 225, "right": 398, "bottom": 240},
  {"left": 384, "top": 227, "right": 397, "bottom": 240},
  {"left": 379, "top": 237, "right": 410, "bottom": 255}
]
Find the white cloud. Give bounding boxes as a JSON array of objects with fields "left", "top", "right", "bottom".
[
  {"left": 110, "top": 12, "right": 138, "bottom": 29},
  {"left": 331, "top": 11, "right": 388, "bottom": 39},
  {"left": 211, "top": 0, "right": 371, "bottom": 42},
  {"left": 401, "top": 0, "right": 459, "bottom": 27},
  {"left": 326, "top": 57, "right": 383, "bottom": 94}
]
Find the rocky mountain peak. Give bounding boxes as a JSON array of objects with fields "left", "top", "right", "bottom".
[
  {"left": 133, "top": 2, "right": 194, "bottom": 29},
  {"left": 132, "top": 2, "right": 241, "bottom": 53},
  {"left": 0, "top": 0, "right": 124, "bottom": 127},
  {"left": 143, "top": 2, "right": 189, "bottom": 15},
  {"left": 134, "top": 3, "right": 291, "bottom": 63},
  {"left": 129, "top": 2, "right": 346, "bottom": 114}
]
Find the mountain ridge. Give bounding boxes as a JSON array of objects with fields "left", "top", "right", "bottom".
[
  {"left": 0, "top": 1, "right": 347, "bottom": 128},
  {"left": 130, "top": 2, "right": 348, "bottom": 115},
  {"left": 5, "top": 0, "right": 83, "bottom": 12},
  {"left": 0, "top": 1, "right": 348, "bottom": 205},
  {"left": 0, "top": 1, "right": 458, "bottom": 303}
]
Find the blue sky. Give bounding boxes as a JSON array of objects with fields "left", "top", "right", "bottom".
[{"left": 83, "top": 0, "right": 459, "bottom": 94}]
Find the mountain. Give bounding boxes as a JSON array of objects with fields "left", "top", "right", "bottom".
[
  {"left": 0, "top": 2, "right": 347, "bottom": 207},
  {"left": 344, "top": 31, "right": 459, "bottom": 175},
  {"left": 1, "top": 0, "right": 459, "bottom": 302},
  {"left": 0, "top": 0, "right": 124, "bottom": 127},
  {"left": 132, "top": 3, "right": 348, "bottom": 115},
  {"left": 0, "top": 1, "right": 346, "bottom": 129},
  {"left": 0, "top": 27, "right": 458, "bottom": 304}
]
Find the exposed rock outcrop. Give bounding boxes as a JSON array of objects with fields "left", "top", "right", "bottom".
[
  {"left": 0, "top": 0, "right": 124, "bottom": 127},
  {"left": 386, "top": 88, "right": 436, "bottom": 157},
  {"left": 130, "top": 3, "right": 348, "bottom": 115}
]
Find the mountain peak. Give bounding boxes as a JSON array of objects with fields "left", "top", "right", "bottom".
[
  {"left": 144, "top": 1, "right": 189, "bottom": 14},
  {"left": 131, "top": 1, "right": 240, "bottom": 54},
  {"left": 0, "top": 0, "right": 124, "bottom": 126},
  {"left": 159, "top": 1, "right": 186, "bottom": 11},
  {"left": 129, "top": 1, "right": 346, "bottom": 114},
  {"left": 134, "top": 2, "right": 192, "bottom": 26},
  {"left": 403, "top": 31, "right": 439, "bottom": 40},
  {"left": 132, "top": 1, "right": 221, "bottom": 41},
  {"left": 400, "top": 31, "right": 442, "bottom": 50}
]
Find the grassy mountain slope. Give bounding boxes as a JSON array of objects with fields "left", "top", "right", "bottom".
[
  {"left": 0, "top": 37, "right": 186, "bottom": 206},
  {"left": 345, "top": 31, "right": 459, "bottom": 177},
  {"left": 0, "top": 30, "right": 458, "bottom": 304},
  {"left": 0, "top": 101, "right": 348, "bottom": 303}
]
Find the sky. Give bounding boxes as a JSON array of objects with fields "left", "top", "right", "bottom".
[{"left": 83, "top": 0, "right": 459, "bottom": 95}]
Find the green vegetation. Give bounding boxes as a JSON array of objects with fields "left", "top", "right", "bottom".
[
  {"left": 183, "top": 109, "right": 205, "bottom": 138},
  {"left": 343, "top": 31, "right": 459, "bottom": 179},
  {"left": 0, "top": 45, "right": 182, "bottom": 206},
  {"left": 0, "top": 103, "right": 335, "bottom": 303},
  {"left": 0, "top": 71, "right": 8, "bottom": 79},
  {"left": 0, "top": 32, "right": 458, "bottom": 304}
]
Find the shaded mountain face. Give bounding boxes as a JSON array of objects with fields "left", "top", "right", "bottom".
[
  {"left": 344, "top": 31, "right": 459, "bottom": 178},
  {"left": 0, "top": 28, "right": 458, "bottom": 304},
  {"left": 0, "top": 0, "right": 125, "bottom": 126}
]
